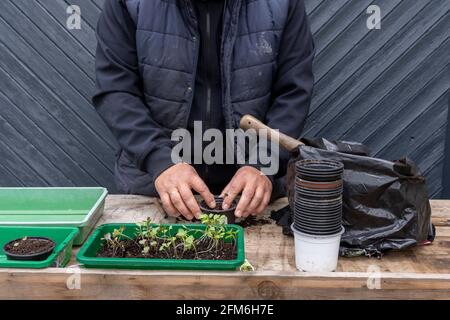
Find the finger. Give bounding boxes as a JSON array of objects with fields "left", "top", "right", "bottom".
[
  {"left": 254, "top": 189, "right": 271, "bottom": 216},
  {"left": 235, "top": 182, "right": 257, "bottom": 218},
  {"left": 245, "top": 186, "right": 264, "bottom": 217},
  {"left": 169, "top": 189, "right": 193, "bottom": 220},
  {"left": 179, "top": 184, "right": 202, "bottom": 219},
  {"left": 191, "top": 176, "right": 215, "bottom": 208},
  {"left": 220, "top": 177, "right": 235, "bottom": 198},
  {"left": 160, "top": 192, "right": 179, "bottom": 217},
  {"left": 223, "top": 179, "right": 245, "bottom": 210}
]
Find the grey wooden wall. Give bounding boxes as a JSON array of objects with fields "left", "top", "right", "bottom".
[{"left": 0, "top": 0, "right": 449, "bottom": 197}]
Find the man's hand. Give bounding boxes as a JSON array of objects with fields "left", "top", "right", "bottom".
[
  {"left": 220, "top": 166, "right": 272, "bottom": 218},
  {"left": 155, "top": 163, "right": 216, "bottom": 220}
]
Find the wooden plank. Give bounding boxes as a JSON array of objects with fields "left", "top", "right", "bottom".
[
  {"left": 1, "top": 1, "right": 94, "bottom": 100},
  {"left": 1, "top": 269, "right": 450, "bottom": 300},
  {"left": 313, "top": 0, "right": 373, "bottom": 55},
  {"left": 0, "top": 17, "right": 117, "bottom": 153},
  {"left": 0, "top": 164, "right": 24, "bottom": 187},
  {"left": 311, "top": 0, "right": 404, "bottom": 84},
  {"left": 0, "top": 72, "right": 104, "bottom": 187},
  {"left": 422, "top": 159, "right": 445, "bottom": 198},
  {"left": 0, "top": 113, "right": 71, "bottom": 186},
  {"left": 91, "top": 0, "right": 105, "bottom": 10},
  {"left": 304, "top": 0, "right": 326, "bottom": 16},
  {"left": 378, "top": 93, "right": 448, "bottom": 160},
  {"left": 306, "top": 0, "right": 447, "bottom": 134},
  {"left": 431, "top": 200, "right": 450, "bottom": 225},
  {"left": 37, "top": 0, "right": 97, "bottom": 55},
  {"left": 61, "top": 0, "right": 102, "bottom": 30},
  {"left": 412, "top": 127, "right": 445, "bottom": 173},
  {"left": 308, "top": 0, "right": 350, "bottom": 34},
  {"left": 1, "top": 196, "right": 449, "bottom": 300},
  {"left": 319, "top": 16, "right": 450, "bottom": 140},
  {"left": 0, "top": 139, "right": 49, "bottom": 186},
  {"left": 443, "top": 95, "right": 450, "bottom": 199},
  {"left": 360, "top": 61, "right": 450, "bottom": 153},
  {"left": 0, "top": 42, "right": 117, "bottom": 187},
  {"left": 13, "top": 0, "right": 95, "bottom": 81}
]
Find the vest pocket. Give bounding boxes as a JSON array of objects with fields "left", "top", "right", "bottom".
[{"left": 144, "top": 93, "right": 185, "bottom": 130}]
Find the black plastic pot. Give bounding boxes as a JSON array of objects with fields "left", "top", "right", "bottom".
[
  {"left": 295, "top": 208, "right": 342, "bottom": 214},
  {"left": 295, "top": 195, "right": 343, "bottom": 209},
  {"left": 295, "top": 205, "right": 342, "bottom": 214},
  {"left": 294, "top": 220, "right": 341, "bottom": 229},
  {"left": 296, "top": 159, "right": 344, "bottom": 182},
  {"left": 293, "top": 159, "right": 344, "bottom": 236},
  {"left": 294, "top": 215, "right": 341, "bottom": 224},
  {"left": 199, "top": 196, "right": 237, "bottom": 224},
  {"left": 294, "top": 216, "right": 342, "bottom": 226},
  {"left": 294, "top": 201, "right": 342, "bottom": 210},
  {"left": 295, "top": 208, "right": 341, "bottom": 217},
  {"left": 295, "top": 188, "right": 343, "bottom": 199},
  {"left": 294, "top": 224, "right": 343, "bottom": 236},
  {"left": 296, "top": 197, "right": 342, "bottom": 205},
  {"left": 3, "top": 237, "right": 56, "bottom": 261},
  {"left": 295, "top": 159, "right": 344, "bottom": 174},
  {"left": 295, "top": 178, "right": 343, "bottom": 190}
]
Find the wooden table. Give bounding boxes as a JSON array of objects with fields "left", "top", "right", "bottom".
[{"left": 1, "top": 195, "right": 449, "bottom": 300}]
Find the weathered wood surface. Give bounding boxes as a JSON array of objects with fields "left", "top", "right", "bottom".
[{"left": 0, "top": 195, "right": 449, "bottom": 300}]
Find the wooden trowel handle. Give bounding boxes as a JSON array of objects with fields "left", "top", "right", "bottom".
[{"left": 239, "top": 114, "right": 304, "bottom": 152}]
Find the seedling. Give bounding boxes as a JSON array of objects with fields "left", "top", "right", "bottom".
[
  {"left": 101, "top": 226, "right": 134, "bottom": 256},
  {"left": 239, "top": 259, "right": 255, "bottom": 272}
]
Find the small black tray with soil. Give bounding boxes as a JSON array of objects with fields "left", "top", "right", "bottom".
[{"left": 3, "top": 236, "right": 56, "bottom": 261}]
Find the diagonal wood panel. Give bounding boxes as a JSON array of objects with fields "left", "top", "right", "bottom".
[{"left": 0, "top": 0, "right": 448, "bottom": 198}]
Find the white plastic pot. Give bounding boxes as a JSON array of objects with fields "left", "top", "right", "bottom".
[{"left": 291, "top": 224, "right": 344, "bottom": 272}]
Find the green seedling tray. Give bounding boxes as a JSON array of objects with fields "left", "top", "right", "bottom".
[
  {"left": 0, "top": 187, "right": 107, "bottom": 245},
  {"left": 77, "top": 223, "right": 245, "bottom": 270},
  {"left": 0, "top": 226, "right": 79, "bottom": 268}
]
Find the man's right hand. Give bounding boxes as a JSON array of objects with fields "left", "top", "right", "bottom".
[{"left": 155, "top": 163, "right": 216, "bottom": 220}]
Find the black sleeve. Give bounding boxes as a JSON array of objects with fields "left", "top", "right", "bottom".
[
  {"left": 92, "top": 0, "right": 175, "bottom": 183},
  {"left": 266, "top": 0, "right": 315, "bottom": 177}
]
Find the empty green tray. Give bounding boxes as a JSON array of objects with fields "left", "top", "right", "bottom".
[
  {"left": 0, "top": 226, "right": 79, "bottom": 268},
  {"left": 0, "top": 187, "right": 107, "bottom": 245},
  {"left": 77, "top": 223, "right": 245, "bottom": 270}
]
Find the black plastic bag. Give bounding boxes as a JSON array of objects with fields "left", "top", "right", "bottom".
[{"left": 278, "top": 138, "right": 435, "bottom": 257}]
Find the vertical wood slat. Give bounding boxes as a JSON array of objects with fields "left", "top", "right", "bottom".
[{"left": 442, "top": 96, "right": 450, "bottom": 198}]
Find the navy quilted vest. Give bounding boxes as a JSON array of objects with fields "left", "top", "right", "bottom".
[{"left": 124, "top": 0, "right": 290, "bottom": 131}]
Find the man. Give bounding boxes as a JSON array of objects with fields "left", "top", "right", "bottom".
[{"left": 93, "top": 0, "right": 314, "bottom": 220}]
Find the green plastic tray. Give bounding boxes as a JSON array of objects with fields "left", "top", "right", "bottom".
[
  {"left": 0, "top": 226, "right": 79, "bottom": 268},
  {"left": 77, "top": 223, "right": 245, "bottom": 270},
  {"left": 0, "top": 187, "right": 107, "bottom": 245}
]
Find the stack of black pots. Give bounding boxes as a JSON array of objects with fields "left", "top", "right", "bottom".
[{"left": 293, "top": 159, "right": 344, "bottom": 235}]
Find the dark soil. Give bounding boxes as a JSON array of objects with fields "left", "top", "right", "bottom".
[
  {"left": 4, "top": 238, "right": 54, "bottom": 255},
  {"left": 237, "top": 216, "right": 272, "bottom": 228},
  {"left": 97, "top": 237, "right": 237, "bottom": 260}
]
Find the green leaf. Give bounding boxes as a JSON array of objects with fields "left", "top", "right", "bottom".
[
  {"left": 103, "top": 233, "right": 112, "bottom": 241},
  {"left": 177, "top": 229, "right": 187, "bottom": 237}
]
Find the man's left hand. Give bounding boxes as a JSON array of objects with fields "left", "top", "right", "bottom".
[{"left": 220, "top": 166, "right": 272, "bottom": 218}]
